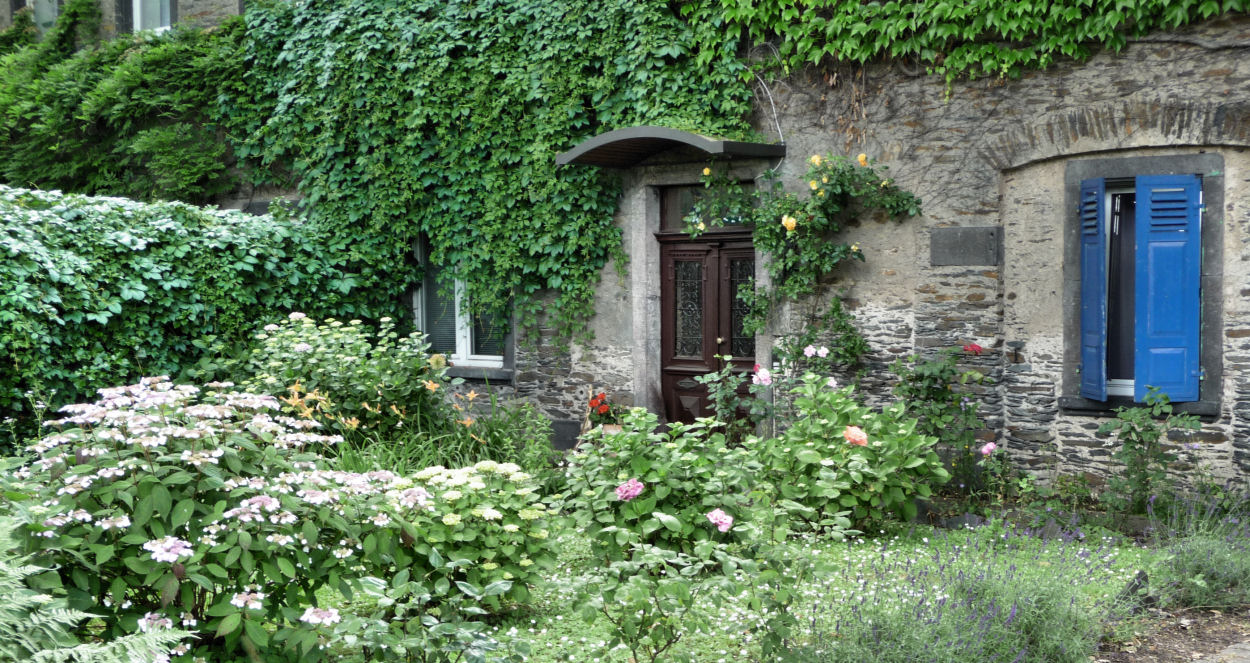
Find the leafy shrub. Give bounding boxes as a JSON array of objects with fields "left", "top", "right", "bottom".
[
  {"left": 1098, "top": 387, "right": 1199, "bottom": 514},
  {"left": 239, "top": 313, "right": 453, "bottom": 438},
  {"left": 3, "top": 377, "right": 554, "bottom": 662},
  {"left": 569, "top": 543, "right": 737, "bottom": 663},
  {"left": 0, "top": 515, "right": 192, "bottom": 662},
  {"left": 0, "top": 186, "right": 414, "bottom": 449},
  {"left": 0, "top": 12, "right": 246, "bottom": 203},
  {"left": 562, "top": 410, "right": 762, "bottom": 561},
  {"left": 761, "top": 374, "right": 949, "bottom": 527},
  {"left": 890, "top": 346, "right": 986, "bottom": 491}
]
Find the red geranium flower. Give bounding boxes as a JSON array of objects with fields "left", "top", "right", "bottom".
[
  {"left": 589, "top": 398, "right": 600, "bottom": 407},
  {"left": 597, "top": 404, "right": 609, "bottom": 414},
  {"left": 963, "top": 343, "right": 984, "bottom": 356}
]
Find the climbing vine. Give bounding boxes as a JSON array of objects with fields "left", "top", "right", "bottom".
[
  {"left": 686, "top": 154, "right": 920, "bottom": 333},
  {"left": 224, "top": 0, "right": 754, "bottom": 344},
  {"left": 0, "top": 4, "right": 245, "bottom": 203},
  {"left": 682, "top": 0, "right": 1247, "bottom": 83}
]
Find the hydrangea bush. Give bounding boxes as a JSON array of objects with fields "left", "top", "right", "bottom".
[
  {"left": 2, "top": 377, "right": 554, "bottom": 662},
  {"left": 760, "top": 374, "right": 950, "bottom": 528},
  {"left": 562, "top": 410, "right": 762, "bottom": 561}
]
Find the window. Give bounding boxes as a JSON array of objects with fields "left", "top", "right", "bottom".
[
  {"left": 30, "top": 0, "right": 59, "bottom": 32},
  {"left": 1079, "top": 174, "right": 1202, "bottom": 402},
  {"left": 124, "top": 0, "right": 173, "bottom": 32},
  {"left": 411, "top": 243, "right": 508, "bottom": 372}
]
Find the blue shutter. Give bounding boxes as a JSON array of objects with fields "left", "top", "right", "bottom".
[
  {"left": 1079, "top": 178, "right": 1108, "bottom": 400},
  {"left": 1134, "top": 174, "right": 1201, "bottom": 402}
]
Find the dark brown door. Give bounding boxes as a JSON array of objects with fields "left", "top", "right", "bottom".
[{"left": 658, "top": 235, "right": 755, "bottom": 424}]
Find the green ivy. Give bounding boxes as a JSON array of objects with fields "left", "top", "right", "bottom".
[
  {"left": 0, "top": 11, "right": 246, "bottom": 203},
  {"left": 0, "top": 8, "right": 36, "bottom": 57},
  {"left": 0, "top": 186, "right": 408, "bottom": 449},
  {"left": 682, "top": 0, "right": 1248, "bottom": 83},
  {"left": 223, "top": 0, "right": 754, "bottom": 343}
]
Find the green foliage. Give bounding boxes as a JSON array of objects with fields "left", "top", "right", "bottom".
[
  {"left": 1098, "top": 388, "right": 1199, "bottom": 514},
  {"left": 0, "top": 515, "right": 192, "bottom": 663},
  {"left": 687, "top": 155, "right": 920, "bottom": 332},
  {"left": 0, "top": 15, "right": 245, "bottom": 203},
  {"left": 0, "top": 186, "right": 409, "bottom": 449},
  {"left": 681, "top": 0, "right": 1249, "bottom": 84},
  {"left": 238, "top": 313, "right": 454, "bottom": 439},
  {"left": 335, "top": 573, "right": 530, "bottom": 662},
  {"left": 762, "top": 374, "right": 949, "bottom": 528},
  {"left": 225, "top": 0, "right": 754, "bottom": 347},
  {"left": 775, "top": 297, "right": 869, "bottom": 375},
  {"left": 569, "top": 544, "right": 737, "bottom": 663},
  {"left": 561, "top": 410, "right": 764, "bottom": 561},
  {"left": 3, "top": 377, "right": 555, "bottom": 661},
  {"left": 0, "top": 9, "right": 36, "bottom": 57},
  {"left": 1151, "top": 487, "right": 1250, "bottom": 609},
  {"left": 691, "top": 355, "right": 769, "bottom": 442},
  {"left": 890, "top": 347, "right": 987, "bottom": 491}
]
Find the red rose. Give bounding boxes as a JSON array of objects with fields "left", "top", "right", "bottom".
[
  {"left": 597, "top": 392, "right": 607, "bottom": 401},
  {"left": 598, "top": 404, "right": 610, "bottom": 414},
  {"left": 589, "top": 398, "right": 600, "bottom": 407}
]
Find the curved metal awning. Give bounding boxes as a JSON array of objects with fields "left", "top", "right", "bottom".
[{"left": 555, "top": 126, "right": 786, "bottom": 169}]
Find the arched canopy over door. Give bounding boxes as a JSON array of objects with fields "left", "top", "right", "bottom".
[{"left": 555, "top": 126, "right": 785, "bottom": 169}]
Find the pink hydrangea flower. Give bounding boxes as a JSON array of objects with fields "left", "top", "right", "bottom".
[
  {"left": 843, "top": 425, "right": 868, "bottom": 446},
  {"left": 615, "top": 478, "right": 644, "bottom": 501},
  {"left": 980, "top": 442, "right": 997, "bottom": 457},
  {"left": 142, "top": 536, "right": 193, "bottom": 563},
  {"left": 706, "top": 508, "right": 733, "bottom": 533},
  {"left": 299, "top": 607, "right": 341, "bottom": 626}
]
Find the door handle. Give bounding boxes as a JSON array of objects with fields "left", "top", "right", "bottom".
[{"left": 716, "top": 337, "right": 724, "bottom": 345}]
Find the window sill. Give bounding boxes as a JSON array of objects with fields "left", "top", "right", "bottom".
[
  {"left": 446, "top": 365, "right": 514, "bottom": 382},
  {"left": 1057, "top": 396, "right": 1220, "bottom": 420}
]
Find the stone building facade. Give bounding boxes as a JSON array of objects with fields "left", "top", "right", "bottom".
[{"left": 536, "top": 15, "right": 1250, "bottom": 480}]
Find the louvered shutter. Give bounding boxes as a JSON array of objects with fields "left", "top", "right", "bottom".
[
  {"left": 1134, "top": 174, "right": 1201, "bottom": 402},
  {"left": 1079, "top": 178, "right": 1108, "bottom": 400}
]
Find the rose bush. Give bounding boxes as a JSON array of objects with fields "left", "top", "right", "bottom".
[
  {"left": 561, "top": 409, "right": 761, "bottom": 561},
  {"left": 2, "top": 377, "right": 554, "bottom": 662},
  {"left": 758, "top": 373, "right": 949, "bottom": 528}
]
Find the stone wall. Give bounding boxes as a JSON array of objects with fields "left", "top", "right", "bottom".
[{"left": 755, "top": 15, "right": 1250, "bottom": 482}]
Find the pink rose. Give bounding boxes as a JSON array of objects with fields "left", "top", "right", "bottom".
[
  {"left": 706, "top": 508, "right": 734, "bottom": 533},
  {"left": 980, "top": 442, "right": 997, "bottom": 457},
  {"left": 843, "top": 425, "right": 868, "bottom": 446}
]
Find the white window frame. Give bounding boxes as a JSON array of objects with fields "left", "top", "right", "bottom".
[
  {"left": 1103, "top": 183, "right": 1134, "bottom": 398},
  {"left": 132, "top": 0, "right": 171, "bottom": 32},
  {"left": 412, "top": 243, "right": 505, "bottom": 370}
]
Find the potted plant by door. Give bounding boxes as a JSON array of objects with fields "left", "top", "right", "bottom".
[{"left": 587, "top": 391, "right": 624, "bottom": 434}]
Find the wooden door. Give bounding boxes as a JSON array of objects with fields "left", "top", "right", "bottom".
[{"left": 658, "top": 236, "right": 755, "bottom": 423}]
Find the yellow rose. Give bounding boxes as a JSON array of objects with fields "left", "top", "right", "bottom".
[
  {"left": 857, "top": 153, "right": 868, "bottom": 167},
  {"left": 881, "top": 179, "right": 890, "bottom": 187},
  {"left": 696, "top": 222, "right": 706, "bottom": 231},
  {"left": 822, "top": 176, "right": 828, "bottom": 183},
  {"left": 809, "top": 154, "right": 822, "bottom": 166},
  {"left": 702, "top": 167, "right": 711, "bottom": 177},
  {"left": 809, "top": 180, "right": 819, "bottom": 190},
  {"left": 781, "top": 215, "right": 797, "bottom": 232},
  {"left": 851, "top": 244, "right": 860, "bottom": 252}
]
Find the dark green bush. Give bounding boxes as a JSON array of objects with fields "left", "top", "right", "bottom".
[
  {"left": 0, "top": 8, "right": 245, "bottom": 203},
  {"left": 0, "top": 186, "right": 412, "bottom": 449}
]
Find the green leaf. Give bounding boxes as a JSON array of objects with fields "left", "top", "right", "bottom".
[
  {"left": 652, "top": 511, "right": 682, "bottom": 532},
  {"left": 217, "top": 613, "right": 242, "bottom": 637}
]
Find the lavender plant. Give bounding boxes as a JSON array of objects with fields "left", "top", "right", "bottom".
[{"left": 2, "top": 377, "right": 554, "bottom": 662}]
